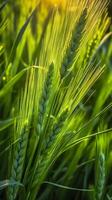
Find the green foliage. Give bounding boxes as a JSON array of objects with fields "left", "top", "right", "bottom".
[{"left": 0, "top": 0, "right": 112, "bottom": 200}]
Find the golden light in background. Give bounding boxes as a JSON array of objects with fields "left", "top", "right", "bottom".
[
  {"left": 21, "top": 0, "right": 66, "bottom": 13},
  {"left": 44, "top": 0, "right": 66, "bottom": 6},
  {"left": 21, "top": 0, "right": 93, "bottom": 12},
  {"left": 22, "top": 0, "right": 66, "bottom": 6}
]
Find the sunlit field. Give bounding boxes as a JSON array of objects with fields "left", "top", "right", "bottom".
[{"left": 0, "top": 0, "right": 112, "bottom": 200}]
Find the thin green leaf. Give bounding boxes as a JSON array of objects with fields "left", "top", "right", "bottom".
[
  {"left": 0, "top": 68, "right": 29, "bottom": 98},
  {"left": 9, "top": 4, "right": 39, "bottom": 62},
  {"left": 0, "top": 118, "right": 14, "bottom": 132},
  {"left": 0, "top": 0, "right": 9, "bottom": 12},
  {"left": 43, "top": 181, "right": 94, "bottom": 192}
]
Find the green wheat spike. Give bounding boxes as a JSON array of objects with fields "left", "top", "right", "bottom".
[
  {"left": 61, "top": 9, "right": 87, "bottom": 78},
  {"left": 26, "top": 109, "right": 68, "bottom": 200},
  {"left": 45, "top": 109, "right": 68, "bottom": 149},
  {"left": 37, "top": 63, "right": 54, "bottom": 135},
  {"left": 33, "top": 109, "right": 68, "bottom": 186},
  {"left": 95, "top": 152, "right": 105, "bottom": 200},
  {"left": 8, "top": 126, "right": 29, "bottom": 200},
  {"left": 8, "top": 68, "right": 35, "bottom": 200},
  {"left": 83, "top": 32, "right": 100, "bottom": 67}
]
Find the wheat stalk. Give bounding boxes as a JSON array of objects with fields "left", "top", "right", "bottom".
[
  {"left": 0, "top": 1, "right": 110, "bottom": 200},
  {"left": 8, "top": 69, "right": 36, "bottom": 200},
  {"left": 61, "top": 9, "right": 87, "bottom": 78},
  {"left": 95, "top": 152, "right": 105, "bottom": 200},
  {"left": 26, "top": 109, "right": 68, "bottom": 200},
  {"left": 37, "top": 63, "right": 54, "bottom": 135},
  {"left": 8, "top": 126, "right": 28, "bottom": 200}
]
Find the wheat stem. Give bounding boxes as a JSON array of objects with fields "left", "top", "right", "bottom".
[
  {"left": 27, "top": 110, "right": 68, "bottom": 200},
  {"left": 61, "top": 9, "right": 87, "bottom": 78},
  {"left": 37, "top": 63, "right": 54, "bottom": 135}
]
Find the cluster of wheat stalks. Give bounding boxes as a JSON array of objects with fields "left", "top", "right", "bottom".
[{"left": 0, "top": 0, "right": 112, "bottom": 200}]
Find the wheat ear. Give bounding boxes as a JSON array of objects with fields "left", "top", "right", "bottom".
[
  {"left": 61, "top": 9, "right": 87, "bottom": 78},
  {"left": 27, "top": 110, "right": 68, "bottom": 200},
  {"left": 95, "top": 152, "right": 105, "bottom": 200},
  {"left": 8, "top": 69, "right": 35, "bottom": 200},
  {"left": 8, "top": 126, "right": 28, "bottom": 200},
  {"left": 37, "top": 63, "right": 54, "bottom": 135}
]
